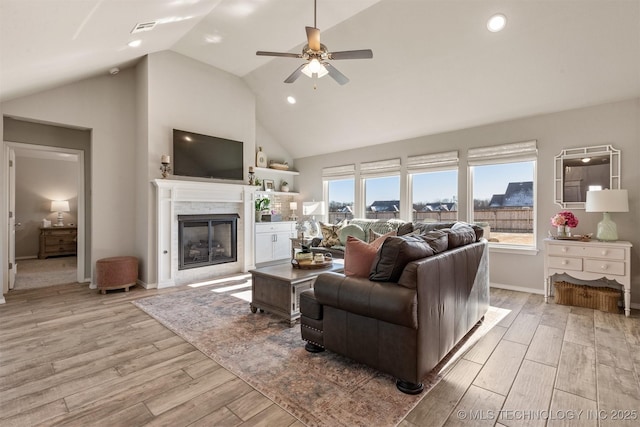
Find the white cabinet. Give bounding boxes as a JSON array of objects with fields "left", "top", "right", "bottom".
[
  {"left": 543, "top": 238, "right": 632, "bottom": 316},
  {"left": 255, "top": 222, "right": 296, "bottom": 264}
]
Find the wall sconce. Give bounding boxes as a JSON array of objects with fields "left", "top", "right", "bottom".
[
  {"left": 51, "top": 200, "right": 70, "bottom": 227},
  {"left": 160, "top": 154, "right": 172, "bottom": 178}
]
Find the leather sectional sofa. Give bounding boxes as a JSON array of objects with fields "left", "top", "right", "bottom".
[{"left": 300, "top": 223, "right": 490, "bottom": 394}]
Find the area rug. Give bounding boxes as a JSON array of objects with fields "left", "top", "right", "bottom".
[{"left": 133, "top": 281, "right": 507, "bottom": 426}]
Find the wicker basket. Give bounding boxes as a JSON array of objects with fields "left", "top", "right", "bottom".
[{"left": 553, "top": 281, "right": 621, "bottom": 313}]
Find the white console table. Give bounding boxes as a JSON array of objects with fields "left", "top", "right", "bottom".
[{"left": 543, "top": 238, "right": 632, "bottom": 316}]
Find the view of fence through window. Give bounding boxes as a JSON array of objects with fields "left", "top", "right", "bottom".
[
  {"left": 325, "top": 161, "right": 535, "bottom": 246},
  {"left": 471, "top": 161, "right": 535, "bottom": 245}
]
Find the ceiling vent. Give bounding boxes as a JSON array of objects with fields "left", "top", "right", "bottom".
[{"left": 131, "top": 21, "right": 157, "bottom": 34}]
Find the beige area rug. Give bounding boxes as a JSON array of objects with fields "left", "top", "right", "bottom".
[
  {"left": 13, "top": 256, "right": 77, "bottom": 290},
  {"left": 133, "top": 279, "right": 508, "bottom": 426}
]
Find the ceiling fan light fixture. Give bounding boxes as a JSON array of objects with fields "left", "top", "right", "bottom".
[{"left": 301, "top": 59, "right": 328, "bottom": 78}]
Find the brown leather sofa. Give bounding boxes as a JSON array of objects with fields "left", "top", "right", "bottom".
[{"left": 300, "top": 231, "right": 489, "bottom": 394}]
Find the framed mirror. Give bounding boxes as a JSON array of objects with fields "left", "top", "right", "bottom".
[{"left": 554, "top": 145, "right": 620, "bottom": 209}]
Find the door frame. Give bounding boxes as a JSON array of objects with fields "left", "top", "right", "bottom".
[{"left": 3, "top": 141, "right": 86, "bottom": 288}]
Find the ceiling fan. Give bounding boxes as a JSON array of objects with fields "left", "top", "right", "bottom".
[{"left": 256, "top": 0, "right": 373, "bottom": 85}]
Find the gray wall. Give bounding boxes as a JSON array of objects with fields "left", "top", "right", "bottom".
[
  {"left": 14, "top": 155, "right": 78, "bottom": 258},
  {"left": 295, "top": 98, "right": 640, "bottom": 304}
]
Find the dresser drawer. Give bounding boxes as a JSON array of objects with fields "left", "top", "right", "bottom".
[
  {"left": 547, "top": 245, "right": 583, "bottom": 257},
  {"left": 255, "top": 222, "right": 294, "bottom": 233},
  {"left": 582, "top": 247, "right": 625, "bottom": 260},
  {"left": 45, "top": 236, "right": 76, "bottom": 245},
  {"left": 548, "top": 257, "right": 583, "bottom": 271},
  {"left": 584, "top": 259, "right": 625, "bottom": 276}
]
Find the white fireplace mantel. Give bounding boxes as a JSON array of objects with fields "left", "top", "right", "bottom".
[{"left": 153, "top": 179, "right": 257, "bottom": 288}]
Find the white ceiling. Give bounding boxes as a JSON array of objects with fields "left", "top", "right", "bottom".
[{"left": 2, "top": 0, "right": 639, "bottom": 159}]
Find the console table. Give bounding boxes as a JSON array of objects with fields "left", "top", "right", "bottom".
[{"left": 543, "top": 238, "right": 632, "bottom": 316}]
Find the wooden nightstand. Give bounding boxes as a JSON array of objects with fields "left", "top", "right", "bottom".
[
  {"left": 543, "top": 238, "right": 632, "bottom": 316},
  {"left": 38, "top": 226, "right": 77, "bottom": 259}
]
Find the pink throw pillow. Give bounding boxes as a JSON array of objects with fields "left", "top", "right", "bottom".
[{"left": 344, "top": 231, "right": 396, "bottom": 278}]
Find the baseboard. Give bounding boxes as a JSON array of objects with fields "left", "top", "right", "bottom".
[
  {"left": 16, "top": 256, "right": 38, "bottom": 260},
  {"left": 137, "top": 279, "right": 157, "bottom": 290},
  {"left": 0, "top": 295, "right": 5, "bottom": 304},
  {"left": 89, "top": 281, "right": 96, "bottom": 289},
  {"left": 490, "top": 282, "right": 544, "bottom": 296}
]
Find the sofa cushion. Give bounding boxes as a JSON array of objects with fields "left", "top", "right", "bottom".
[
  {"left": 446, "top": 224, "right": 477, "bottom": 249},
  {"left": 420, "top": 229, "right": 449, "bottom": 253},
  {"left": 368, "top": 228, "right": 398, "bottom": 243},
  {"left": 319, "top": 222, "right": 344, "bottom": 247},
  {"left": 369, "top": 235, "right": 435, "bottom": 282},
  {"left": 338, "top": 224, "right": 366, "bottom": 245},
  {"left": 344, "top": 232, "right": 395, "bottom": 278}
]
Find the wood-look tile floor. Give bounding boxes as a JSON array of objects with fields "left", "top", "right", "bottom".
[{"left": 1, "top": 284, "right": 638, "bottom": 426}]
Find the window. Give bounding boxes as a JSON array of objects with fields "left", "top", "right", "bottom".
[
  {"left": 361, "top": 159, "right": 401, "bottom": 220},
  {"left": 327, "top": 178, "right": 355, "bottom": 223},
  {"left": 468, "top": 141, "right": 537, "bottom": 247},
  {"left": 408, "top": 151, "right": 459, "bottom": 223},
  {"left": 323, "top": 164, "right": 355, "bottom": 223}
]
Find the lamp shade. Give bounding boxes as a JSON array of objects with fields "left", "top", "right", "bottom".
[
  {"left": 51, "top": 200, "right": 70, "bottom": 212},
  {"left": 585, "top": 189, "right": 629, "bottom": 213},
  {"left": 303, "top": 201, "right": 325, "bottom": 216},
  {"left": 289, "top": 202, "right": 298, "bottom": 211}
]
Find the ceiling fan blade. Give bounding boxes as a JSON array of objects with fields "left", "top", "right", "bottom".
[
  {"left": 323, "top": 63, "right": 349, "bottom": 85},
  {"left": 284, "top": 63, "right": 307, "bottom": 84},
  {"left": 256, "top": 51, "right": 302, "bottom": 58},
  {"left": 329, "top": 49, "right": 373, "bottom": 60},
  {"left": 306, "top": 26, "right": 321, "bottom": 51}
]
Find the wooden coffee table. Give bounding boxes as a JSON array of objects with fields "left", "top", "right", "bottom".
[{"left": 249, "top": 260, "right": 344, "bottom": 326}]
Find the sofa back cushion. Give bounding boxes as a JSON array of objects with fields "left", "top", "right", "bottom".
[
  {"left": 344, "top": 232, "right": 395, "bottom": 278},
  {"left": 420, "top": 229, "right": 449, "bottom": 253},
  {"left": 447, "top": 223, "right": 477, "bottom": 249},
  {"left": 369, "top": 235, "right": 435, "bottom": 282}
]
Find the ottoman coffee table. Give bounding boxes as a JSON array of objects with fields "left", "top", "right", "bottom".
[{"left": 249, "top": 260, "right": 344, "bottom": 327}]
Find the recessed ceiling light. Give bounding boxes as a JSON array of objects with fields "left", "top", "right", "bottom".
[
  {"left": 487, "top": 14, "right": 507, "bottom": 32},
  {"left": 128, "top": 39, "right": 142, "bottom": 48},
  {"left": 287, "top": 96, "right": 296, "bottom": 104}
]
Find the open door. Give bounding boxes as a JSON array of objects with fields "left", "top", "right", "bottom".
[{"left": 8, "top": 148, "right": 16, "bottom": 290}]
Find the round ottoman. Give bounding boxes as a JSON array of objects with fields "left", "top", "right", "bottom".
[{"left": 96, "top": 256, "right": 138, "bottom": 294}]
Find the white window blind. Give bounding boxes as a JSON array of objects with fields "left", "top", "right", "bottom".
[
  {"left": 468, "top": 140, "right": 537, "bottom": 166},
  {"left": 360, "top": 158, "right": 401, "bottom": 178},
  {"left": 407, "top": 150, "right": 458, "bottom": 172},
  {"left": 322, "top": 164, "right": 355, "bottom": 180}
]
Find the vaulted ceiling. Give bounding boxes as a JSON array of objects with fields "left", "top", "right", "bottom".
[{"left": 2, "top": 0, "right": 639, "bottom": 158}]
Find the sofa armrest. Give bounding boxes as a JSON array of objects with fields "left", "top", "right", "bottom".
[{"left": 313, "top": 272, "right": 417, "bottom": 329}]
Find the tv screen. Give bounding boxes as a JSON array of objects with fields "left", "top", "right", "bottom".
[{"left": 173, "top": 129, "right": 243, "bottom": 180}]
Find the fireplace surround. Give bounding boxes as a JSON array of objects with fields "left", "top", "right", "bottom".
[{"left": 153, "top": 179, "right": 256, "bottom": 288}]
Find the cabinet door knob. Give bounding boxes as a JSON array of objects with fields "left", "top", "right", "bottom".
[
  {"left": 561, "top": 260, "right": 568, "bottom": 265},
  {"left": 601, "top": 250, "right": 608, "bottom": 256},
  {"left": 562, "top": 247, "right": 568, "bottom": 252},
  {"left": 600, "top": 264, "right": 608, "bottom": 270}
]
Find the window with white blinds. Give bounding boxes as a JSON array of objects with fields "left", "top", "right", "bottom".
[
  {"left": 360, "top": 158, "right": 401, "bottom": 178},
  {"left": 468, "top": 140, "right": 537, "bottom": 166},
  {"left": 407, "top": 150, "right": 459, "bottom": 172},
  {"left": 322, "top": 164, "right": 355, "bottom": 180}
]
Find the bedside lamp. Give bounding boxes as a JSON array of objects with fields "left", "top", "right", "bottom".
[
  {"left": 585, "top": 189, "right": 628, "bottom": 241},
  {"left": 51, "top": 200, "right": 70, "bottom": 227}
]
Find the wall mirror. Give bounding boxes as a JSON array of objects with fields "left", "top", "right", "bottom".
[{"left": 554, "top": 145, "right": 620, "bottom": 209}]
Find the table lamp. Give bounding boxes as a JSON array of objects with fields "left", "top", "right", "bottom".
[
  {"left": 302, "top": 201, "right": 325, "bottom": 237},
  {"left": 51, "top": 200, "right": 70, "bottom": 227},
  {"left": 289, "top": 201, "right": 298, "bottom": 221},
  {"left": 585, "top": 189, "right": 628, "bottom": 241}
]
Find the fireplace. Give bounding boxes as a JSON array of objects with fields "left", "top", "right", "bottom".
[{"left": 178, "top": 214, "right": 239, "bottom": 270}]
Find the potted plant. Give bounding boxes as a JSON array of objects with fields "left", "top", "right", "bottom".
[
  {"left": 255, "top": 196, "right": 270, "bottom": 222},
  {"left": 280, "top": 180, "right": 289, "bottom": 192}
]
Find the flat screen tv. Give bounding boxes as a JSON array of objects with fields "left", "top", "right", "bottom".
[{"left": 173, "top": 129, "right": 243, "bottom": 180}]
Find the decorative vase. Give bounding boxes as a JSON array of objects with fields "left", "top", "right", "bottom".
[
  {"left": 256, "top": 146, "right": 267, "bottom": 168},
  {"left": 281, "top": 185, "right": 289, "bottom": 192},
  {"left": 557, "top": 225, "right": 567, "bottom": 237},
  {"left": 255, "top": 211, "right": 262, "bottom": 222}
]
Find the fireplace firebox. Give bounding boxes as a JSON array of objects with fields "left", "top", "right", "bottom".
[{"left": 178, "top": 214, "right": 239, "bottom": 270}]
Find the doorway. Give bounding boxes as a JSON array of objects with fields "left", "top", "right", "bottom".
[{"left": 6, "top": 142, "right": 86, "bottom": 290}]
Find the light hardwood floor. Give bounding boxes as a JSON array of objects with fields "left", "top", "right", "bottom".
[{"left": 1, "top": 284, "right": 639, "bottom": 426}]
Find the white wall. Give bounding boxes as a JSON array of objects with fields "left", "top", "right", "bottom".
[
  {"left": 295, "top": 98, "right": 640, "bottom": 304},
  {"left": 142, "top": 51, "right": 257, "bottom": 285},
  {"left": 1, "top": 68, "right": 138, "bottom": 285}
]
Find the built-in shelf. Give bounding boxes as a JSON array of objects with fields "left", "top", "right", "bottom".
[
  {"left": 256, "top": 190, "right": 299, "bottom": 196},
  {"left": 254, "top": 166, "right": 299, "bottom": 176}
]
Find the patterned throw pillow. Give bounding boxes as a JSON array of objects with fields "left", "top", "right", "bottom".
[{"left": 319, "top": 221, "right": 344, "bottom": 247}]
